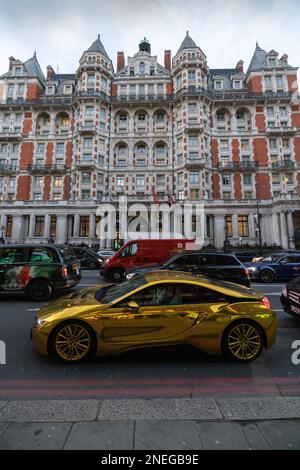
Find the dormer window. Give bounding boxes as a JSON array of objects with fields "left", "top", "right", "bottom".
[
  {"left": 268, "top": 57, "right": 277, "bottom": 67},
  {"left": 46, "top": 85, "right": 54, "bottom": 95},
  {"left": 129, "top": 67, "right": 134, "bottom": 77},
  {"left": 214, "top": 80, "right": 223, "bottom": 90},
  {"left": 150, "top": 66, "right": 155, "bottom": 76},
  {"left": 233, "top": 80, "right": 242, "bottom": 89},
  {"left": 64, "top": 85, "right": 72, "bottom": 95},
  {"left": 14, "top": 67, "right": 22, "bottom": 76}
]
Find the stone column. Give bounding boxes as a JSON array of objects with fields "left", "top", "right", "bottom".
[
  {"left": 44, "top": 214, "right": 51, "bottom": 240},
  {"left": 11, "top": 215, "right": 24, "bottom": 243},
  {"left": 56, "top": 215, "right": 68, "bottom": 244},
  {"left": 29, "top": 214, "right": 35, "bottom": 238},
  {"left": 214, "top": 215, "right": 225, "bottom": 249},
  {"left": 280, "top": 212, "right": 288, "bottom": 249},
  {"left": 287, "top": 212, "right": 295, "bottom": 249},
  {"left": 73, "top": 214, "right": 80, "bottom": 238},
  {"left": 232, "top": 213, "right": 238, "bottom": 240},
  {"left": 272, "top": 212, "right": 280, "bottom": 246},
  {"left": 89, "top": 214, "right": 95, "bottom": 244},
  {"left": 248, "top": 213, "right": 256, "bottom": 239}
]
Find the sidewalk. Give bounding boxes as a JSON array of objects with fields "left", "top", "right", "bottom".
[{"left": 0, "top": 396, "right": 300, "bottom": 450}]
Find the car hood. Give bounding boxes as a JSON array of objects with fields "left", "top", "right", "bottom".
[{"left": 37, "top": 283, "right": 113, "bottom": 321}]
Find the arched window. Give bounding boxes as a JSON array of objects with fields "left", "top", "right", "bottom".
[{"left": 139, "top": 62, "right": 145, "bottom": 75}]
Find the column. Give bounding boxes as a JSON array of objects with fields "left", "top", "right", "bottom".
[
  {"left": 248, "top": 213, "right": 256, "bottom": 239},
  {"left": 44, "top": 214, "right": 51, "bottom": 240},
  {"left": 280, "top": 212, "right": 288, "bottom": 249},
  {"left": 73, "top": 214, "right": 80, "bottom": 238},
  {"left": 272, "top": 212, "right": 280, "bottom": 246},
  {"left": 11, "top": 215, "right": 24, "bottom": 243},
  {"left": 232, "top": 213, "right": 238, "bottom": 240},
  {"left": 213, "top": 215, "right": 225, "bottom": 249},
  {"left": 89, "top": 214, "right": 95, "bottom": 245},
  {"left": 56, "top": 215, "right": 68, "bottom": 244},
  {"left": 29, "top": 214, "right": 35, "bottom": 238},
  {"left": 287, "top": 212, "right": 295, "bottom": 249}
]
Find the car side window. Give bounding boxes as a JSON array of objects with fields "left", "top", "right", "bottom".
[
  {"left": 0, "top": 247, "right": 28, "bottom": 264},
  {"left": 196, "top": 255, "right": 215, "bottom": 266},
  {"left": 119, "top": 243, "right": 138, "bottom": 258},
  {"left": 29, "top": 248, "right": 54, "bottom": 263},
  {"left": 168, "top": 255, "right": 195, "bottom": 269},
  {"left": 215, "top": 255, "right": 240, "bottom": 266}
]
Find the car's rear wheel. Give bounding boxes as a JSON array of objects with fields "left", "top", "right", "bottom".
[
  {"left": 109, "top": 268, "right": 124, "bottom": 282},
  {"left": 222, "top": 320, "right": 264, "bottom": 363},
  {"left": 259, "top": 269, "right": 275, "bottom": 283},
  {"left": 88, "top": 260, "right": 98, "bottom": 270},
  {"left": 50, "top": 321, "right": 95, "bottom": 363},
  {"left": 27, "top": 279, "right": 53, "bottom": 301}
]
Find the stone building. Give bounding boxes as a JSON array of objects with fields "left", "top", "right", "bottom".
[{"left": 0, "top": 33, "right": 300, "bottom": 249}]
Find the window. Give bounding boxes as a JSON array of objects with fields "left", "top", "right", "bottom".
[
  {"left": 12, "top": 144, "right": 19, "bottom": 154},
  {"left": 50, "top": 216, "right": 56, "bottom": 237},
  {"left": 137, "top": 144, "right": 146, "bottom": 155},
  {"left": 64, "top": 85, "right": 72, "bottom": 95},
  {"left": 272, "top": 173, "right": 280, "bottom": 184},
  {"left": 268, "top": 58, "right": 276, "bottom": 67},
  {"left": 82, "top": 172, "right": 91, "bottom": 184},
  {"left": 30, "top": 248, "right": 54, "bottom": 263},
  {"left": 276, "top": 75, "right": 283, "bottom": 87},
  {"left": 83, "top": 153, "right": 93, "bottom": 162},
  {"left": 223, "top": 192, "right": 231, "bottom": 200},
  {"left": 35, "top": 216, "right": 45, "bottom": 237},
  {"left": 100, "top": 108, "right": 106, "bottom": 119},
  {"left": 189, "top": 171, "right": 199, "bottom": 184},
  {"left": 216, "top": 111, "right": 225, "bottom": 122},
  {"left": 136, "top": 175, "right": 145, "bottom": 187},
  {"left": 7, "top": 84, "right": 14, "bottom": 95},
  {"left": 284, "top": 173, "right": 293, "bottom": 184},
  {"left": 279, "top": 106, "right": 287, "bottom": 118},
  {"left": 139, "top": 62, "right": 145, "bottom": 75},
  {"left": 178, "top": 190, "right": 184, "bottom": 201},
  {"left": 101, "top": 77, "right": 107, "bottom": 90},
  {"left": 79, "top": 216, "right": 89, "bottom": 237},
  {"left": 264, "top": 76, "right": 272, "bottom": 89},
  {"left": 8, "top": 177, "right": 16, "bottom": 189},
  {"left": 188, "top": 103, "right": 197, "bottom": 114},
  {"left": 243, "top": 174, "right": 252, "bottom": 185},
  {"left": 17, "top": 84, "right": 24, "bottom": 95},
  {"left": 241, "top": 139, "right": 249, "bottom": 151},
  {"left": 85, "top": 106, "right": 94, "bottom": 117},
  {"left": 188, "top": 70, "right": 196, "bottom": 80},
  {"left": 56, "top": 142, "right": 64, "bottom": 154},
  {"left": 84, "top": 138, "right": 93, "bottom": 149},
  {"left": 269, "top": 138, "right": 277, "bottom": 149},
  {"left": 87, "top": 74, "right": 95, "bottom": 85},
  {"left": 244, "top": 191, "right": 253, "bottom": 199},
  {"left": 117, "top": 175, "right": 125, "bottom": 187},
  {"left": 0, "top": 246, "right": 28, "bottom": 263},
  {"left": 81, "top": 190, "right": 90, "bottom": 200},
  {"left": 220, "top": 139, "right": 229, "bottom": 149},
  {"left": 33, "top": 192, "right": 42, "bottom": 200},
  {"left": 266, "top": 107, "right": 274, "bottom": 117},
  {"left": 137, "top": 113, "right": 146, "bottom": 123},
  {"left": 156, "top": 175, "right": 165, "bottom": 186},
  {"left": 190, "top": 189, "right": 200, "bottom": 199},
  {"left": 5, "top": 217, "right": 13, "bottom": 238},
  {"left": 226, "top": 215, "right": 232, "bottom": 237},
  {"left": 215, "top": 80, "right": 223, "bottom": 90},
  {"left": 178, "top": 173, "right": 183, "bottom": 186},
  {"left": 282, "top": 138, "right": 290, "bottom": 149},
  {"left": 54, "top": 176, "right": 62, "bottom": 188},
  {"left": 233, "top": 80, "right": 241, "bottom": 89},
  {"left": 189, "top": 136, "right": 198, "bottom": 148},
  {"left": 222, "top": 174, "right": 231, "bottom": 186},
  {"left": 46, "top": 86, "right": 54, "bottom": 95},
  {"left": 34, "top": 177, "right": 43, "bottom": 189},
  {"left": 129, "top": 67, "right": 134, "bottom": 76},
  {"left": 14, "top": 67, "right": 22, "bottom": 76},
  {"left": 238, "top": 215, "right": 249, "bottom": 237},
  {"left": 97, "top": 173, "right": 104, "bottom": 185},
  {"left": 37, "top": 143, "right": 45, "bottom": 154}
]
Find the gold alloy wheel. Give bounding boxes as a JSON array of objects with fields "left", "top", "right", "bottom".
[
  {"left": 54, "top": 323, "right": 92, "bottom": 361},
  {"left": 227, "top": 323, "right": 262, "bottom": 361}
]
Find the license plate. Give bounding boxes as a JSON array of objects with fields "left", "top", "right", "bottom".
[{"left": 291, "top": 305, "right": 300, "bottom": 314}]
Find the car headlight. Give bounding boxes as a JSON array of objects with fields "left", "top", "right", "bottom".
[
  {"left": 281, "top": 287, "right": 287, "bottom": 297},
  {"left": 36, "top": 318, "right": 45, "bottom": 327},
  {"left": 126, "top": 273, "right": 135, "bottom": 280},
  {"left": 246, "top": 267, "right": 257, "bottom": 272}
]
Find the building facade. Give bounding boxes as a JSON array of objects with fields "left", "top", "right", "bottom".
[{"left": 0, "top": 33, "right": 300, "bottom": 249}]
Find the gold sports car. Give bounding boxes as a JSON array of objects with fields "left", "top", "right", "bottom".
[{"left": 32, "top": 271, "right": 277, "bottom": 363}]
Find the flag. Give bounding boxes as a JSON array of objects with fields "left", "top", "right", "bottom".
[{"left": 152, "top": 185, "right": 159, "bottom": 207}]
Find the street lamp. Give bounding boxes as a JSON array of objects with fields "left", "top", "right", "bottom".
[{"left": 254, "top": 201, "right": 262, "bottom": 255}]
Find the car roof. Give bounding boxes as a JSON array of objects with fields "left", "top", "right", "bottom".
[
  {"left": 0, "top": 244, "right": 60, "bottom": 249},
  {"left": 171, "top": 251, "right": 237, "bottom": 257},
  {"left": 143, "top": 270, "right": 262, "bottom": 298}
]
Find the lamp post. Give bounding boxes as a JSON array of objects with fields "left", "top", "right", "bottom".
[{"left": 255, "top": 179, "right": 262, "bottom": 256}]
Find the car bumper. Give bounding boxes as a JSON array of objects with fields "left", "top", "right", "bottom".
[
  {"left": 31, "top": 326, "right": 49, "bottom": 356},
  {"left": 54, "top": 275, "right": 81, "bottom": 291},
  {"left": 280, "top": 293, "right": 300, "bottom": 316}
]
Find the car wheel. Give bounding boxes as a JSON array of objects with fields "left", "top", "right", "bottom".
[
  {"left": 259, "top": 269, "right": 275, "bottom": 283},
  {"left": 88, "top": 260, "right": 98, "bottom": 270},
  {"left": 109, "top": 268, "right": 124, "bottom": 282},
  {"left": 50, "top": 321, "right": 95, "bottom": 363},
  {"left": 222, "top": 320, "right": 264, "bottom": 363},
  {"left": 27, "top": 280, "right": 53, "bottom": 301}
]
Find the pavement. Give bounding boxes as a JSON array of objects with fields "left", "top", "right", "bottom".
[{"left": 0, "top": 396, "right": 300, "bottom": 449}]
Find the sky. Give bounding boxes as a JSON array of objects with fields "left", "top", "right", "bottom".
[{"left": 0, "top": 0, "right": 300, "bottom": 77}]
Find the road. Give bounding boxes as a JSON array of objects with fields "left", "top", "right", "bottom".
[{"left": 0, "top": 270, "right": 300, "bottom": 400}]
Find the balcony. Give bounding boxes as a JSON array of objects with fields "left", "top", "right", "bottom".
[
  {"left": 75, "top": 159, "right": 96, "bottom": 169},
  {"left": 0, "top": 163, "right": 16, "bottom": 175},
  {"left": 218, "top": 161, "right": 259, "bottom": 171},
  {"left": 266, "top": 126, "right": 297, "bottom": 136},
  {"left": 78, "top": 125, "right": 97, "bottom": 134},
  {"left": 185, "top": 122, "right": 203, "bottom": 132},
  {"left": 185, "top": 157, "right": 206, "bottom": 168},
  {"left": 271, "top": 160, "right": 295, "bottom": 170},
  {"left": 27, "top": 164, "right": 67, "bottom": 174},
  {"left": 0, "top": 131, "right": 22, "bottom": 141}
]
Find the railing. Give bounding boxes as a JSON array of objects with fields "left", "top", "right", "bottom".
[
  {"left": 271, "top": 161, "right": 295, "bottom": 169},
  {"left": 0, "top": 163, "right": 16, "bottom": 173},
  {"left": 266, "top": 126, "right": 297, "bottom": 134},
  {"left": 27, "top": 164, "right": 67, "bottom": 173},
  {"left": 0, "top": 131, "right": 22, "bottom": 140},
  {"left": 218, "top": 161, "right": 259, "bottom": 171}
]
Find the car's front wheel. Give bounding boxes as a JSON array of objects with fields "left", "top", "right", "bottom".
[
  {"left": 27, "top": 279, "right": 53, "bottom": 301},
  {"left": 259, "top": 269, "right": 275, "bottom": 283},
  {"left": 109, "top": 268, "right": 124, "bottom": 282},
  {"left": 222, "top": 320, "right": 264, "bottom": 363},
  {"left": 50, "top": 321, "right": 95, "bottom": 363}
]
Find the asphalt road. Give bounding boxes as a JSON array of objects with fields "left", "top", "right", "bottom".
[{"left": 0, "top": 270, "right": 300, "bottom": 400}]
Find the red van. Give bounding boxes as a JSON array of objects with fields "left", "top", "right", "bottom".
[{"left": 100, "top": 239, "right": 195, "bottom": 282}]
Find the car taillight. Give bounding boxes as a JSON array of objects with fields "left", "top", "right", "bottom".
[
  {"left": 62, "top": 266, "right": 68, "bottom": 278},
  {"left": 261, "top": 296, "right": 270, "bottom": 309}
]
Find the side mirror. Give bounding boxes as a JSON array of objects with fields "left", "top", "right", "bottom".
[{"left": 127, "top": 300, "right": 139, "bottom": 310}]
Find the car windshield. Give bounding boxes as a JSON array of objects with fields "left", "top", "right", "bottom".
[{"left": 95, "top": 276, "right": 147, "bottom": 304}]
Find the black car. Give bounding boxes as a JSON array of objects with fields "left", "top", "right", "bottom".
[
  {"left": 233, "top": 251, "right": 259, "bottom": 263},
  {"left": 0, "top": 244, "right": 81, "bottom": 301},
  {"left": 281, "top": 276, "right": 300, "bottom": 318},
  {"left": 72, "top": 247, "right": 103, "bottom": 269},
  {"left": 126, "top": 252, "right": 251, "bottom": 287}
]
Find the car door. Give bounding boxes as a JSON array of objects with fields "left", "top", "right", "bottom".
[
  {"left": 193, "top": 254, "right": 219, "bottom": 279},
  {"left": 166, "top": 254, "right": 198, "bottom": 273},
  {"left": 0, "top": 247, "right": 29, "bottom": 292},
  {"left": 101, "top": 282, "right": 208, "bottom": 344},
  {"left": 214, "top": 254, "right": 244, "bottom": 283},
  {"left": 276, "top": 255, "right": 300, "bottom": 280}
]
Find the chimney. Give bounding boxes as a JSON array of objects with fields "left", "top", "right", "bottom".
[
  {"left": 9, "top": 56, "right": 15, "bottom": 71},
  {"left": 164, "top": 50, "right": 171, "bottom": 70},
  {"left": 117, "top": 52, "right": 125, "bottom": 72},
  {"left": 236, "top": 60, "right": 244, "bottom": 73},
  {"left": 46, "top": 65, "right": 55, "bottom": 80},
  {"left": 281, "top": 54, "right": 288, "bottom": 64}
]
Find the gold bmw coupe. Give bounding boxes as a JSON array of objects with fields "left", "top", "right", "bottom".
[{"left": 32, "top": 271, "right": 276, "bottom": 363}]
